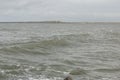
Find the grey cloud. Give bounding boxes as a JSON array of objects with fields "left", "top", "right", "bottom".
[{"left": 0, "top": 0, "right": 120, "bottom": 22}]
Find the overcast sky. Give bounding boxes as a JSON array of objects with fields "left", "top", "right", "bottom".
[{"left": 0, "top": 0, "right": 120, "bottom": 22}]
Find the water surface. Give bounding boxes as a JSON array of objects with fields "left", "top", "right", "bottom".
[{"left": 0, "top": 22, "right": 120, "bottom": 80}]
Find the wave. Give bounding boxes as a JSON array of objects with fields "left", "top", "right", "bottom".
[
  {"left": 1, "top": 30, "right": 120, "bottom": 55},
  {"left": 0, "top": 34, "right": 92, "bottom": 58},
  {"left": 94, "top": 68, "right": 120, "bottom": 73},
  {"left": 69, "top": 68, "right": 87, "bottom": 75},
  {"left": 0, "top": 64, "right": 63, "bottom": 80}
]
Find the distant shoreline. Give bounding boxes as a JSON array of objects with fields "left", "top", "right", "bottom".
[{"left": 0, "top": 21, "right": 120, "bottom": 24}]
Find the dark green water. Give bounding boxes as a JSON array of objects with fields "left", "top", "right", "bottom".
[{"left": 0, "top": 22, "right": 120, "bottom": 80}]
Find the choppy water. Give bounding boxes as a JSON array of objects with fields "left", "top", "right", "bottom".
[{"left": 0, "top": 22, "right": 120, "bottom": 80}]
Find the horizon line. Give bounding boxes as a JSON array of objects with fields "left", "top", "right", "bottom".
[{"left": 0, "top": 21, "right": 120, "bottom": 23}]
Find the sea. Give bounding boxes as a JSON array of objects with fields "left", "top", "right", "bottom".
[{"left": 0, "top": 22, "right": 120, "bottom": 80}]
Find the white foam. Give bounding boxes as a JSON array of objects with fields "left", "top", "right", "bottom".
[{"left": 27, "top": 77, "right": 62, "bottom": 80}]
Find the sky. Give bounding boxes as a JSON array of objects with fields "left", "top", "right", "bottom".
[{"left": 0, "top": 0, "right": 120, "bottom": 22}]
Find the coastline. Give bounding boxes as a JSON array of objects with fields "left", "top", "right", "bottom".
[{"left": 0, "top": 21, "right": 120, "bottom": 24}]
